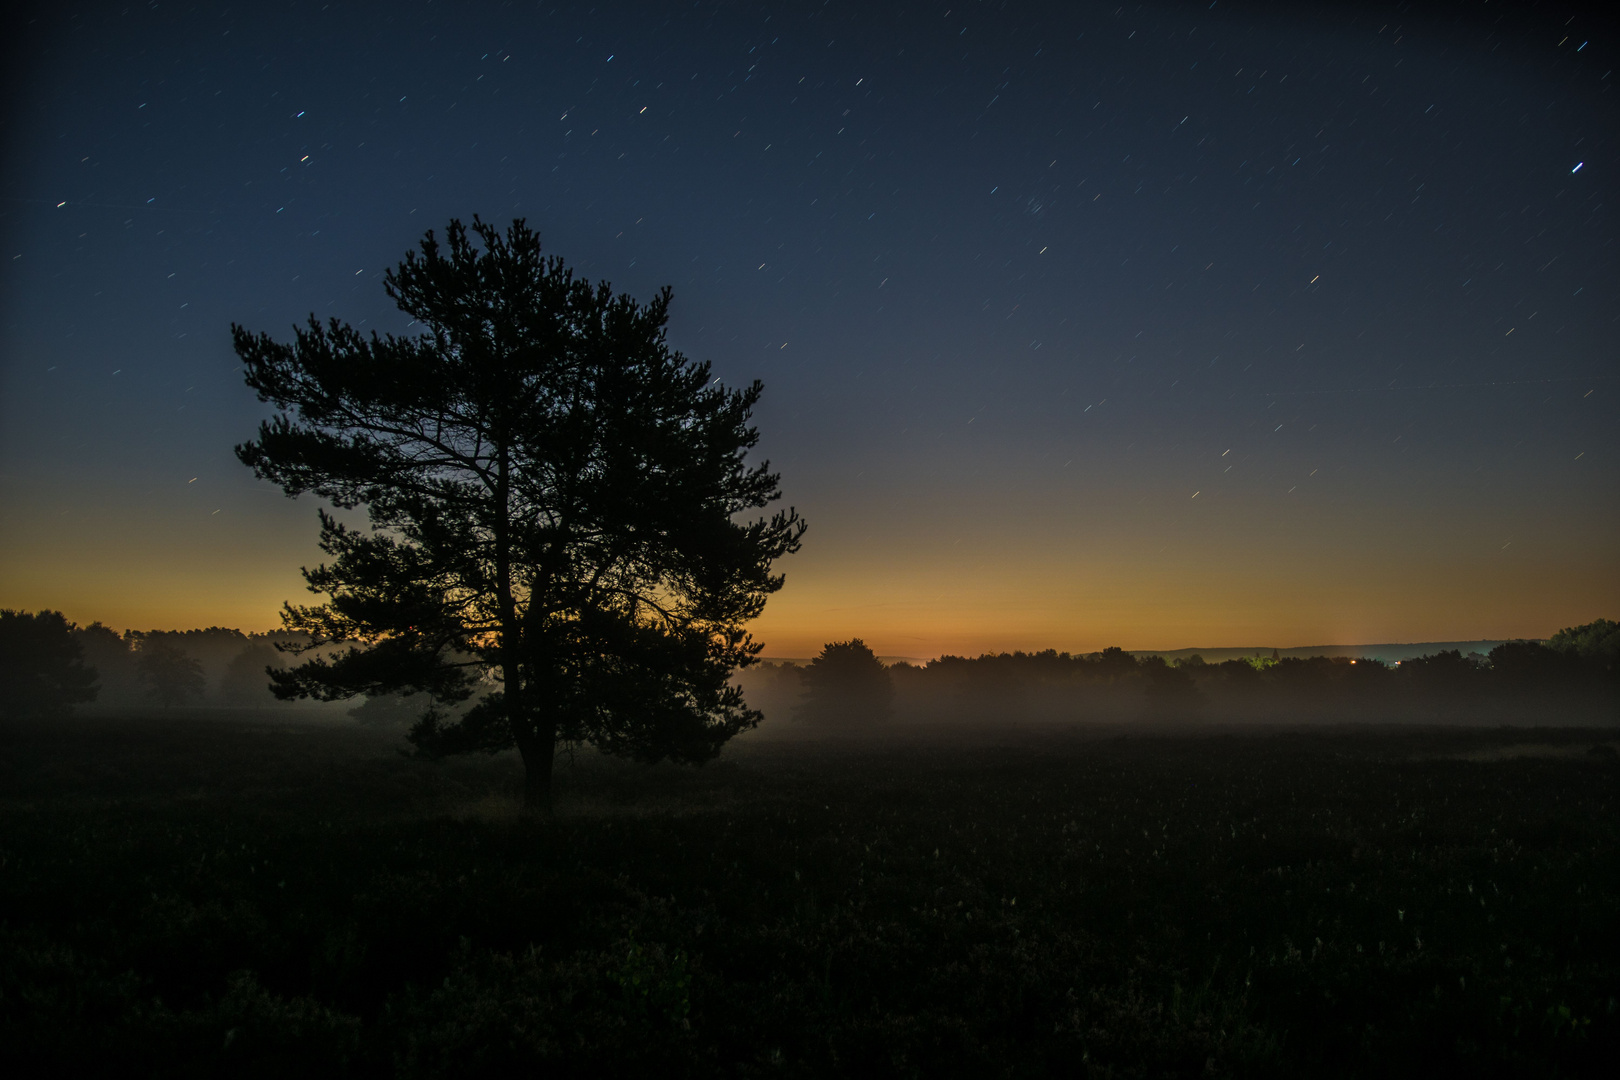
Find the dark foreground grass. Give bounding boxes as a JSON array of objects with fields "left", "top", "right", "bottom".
[{"left": 1, "top": 714, "right": 1615, "bottom": 1077}]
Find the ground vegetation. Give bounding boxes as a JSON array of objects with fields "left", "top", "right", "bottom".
[{"left": 1, "top": 713, "right": 1613, "bottom": 1077}]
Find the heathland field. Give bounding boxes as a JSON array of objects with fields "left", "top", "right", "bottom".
[{"left": 1, "top": 713, "right": 1615, "bottom": 1077}]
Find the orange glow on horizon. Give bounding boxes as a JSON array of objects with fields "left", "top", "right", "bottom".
[
  {"left": 4, "top": 469, "right": 1614, "bottom": 655},
  {"left": 6, "top": 522, "right": 1612, "bottom": 657}
]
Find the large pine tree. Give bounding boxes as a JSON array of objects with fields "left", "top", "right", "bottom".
[{"left": 234, "top": 218, "right": 805, "bottom": 808}]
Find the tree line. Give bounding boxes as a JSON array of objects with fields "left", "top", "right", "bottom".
[
  {"left": 5, "top": 216, "right": 1612, "bottom": 807},
  {"left": 4, "top": 610, "right": 1614, "bottom": 731},
  {"left": 744, "top": 622, "right": 1620, "bottom": 728},
  {"left": 0, "top": 612, "right": 296, "bottom": 717}
]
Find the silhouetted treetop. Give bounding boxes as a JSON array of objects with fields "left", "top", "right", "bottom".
[
  {"left": 796, "top": 638, "right": 894, "bottom": 726},
  {"left": 1548, "top": 618, "right": 1620, "bottom": 672},
  {"left": 233, "top": 216, "right": 805, "bottom": 808}
]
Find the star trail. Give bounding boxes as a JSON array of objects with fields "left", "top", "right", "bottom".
[{"left": 1, "top": 0, "right": 1613, "bottom": 654}]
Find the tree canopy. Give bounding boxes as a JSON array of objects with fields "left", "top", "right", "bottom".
[
  {"left": 233, "top": 217, "right": 805, "bottom": 807},
  {"left": 795, "top": 638, "right": 894, "bottom": 726},
  {"left": 1547, "top": 618, "right": 1620, "bottom": 672},
  {"left": 136, "top": 639, "right": 206, "bottom": 707},
  {"left": 0, "top": 610, "right": 99, "bottom": 721}
]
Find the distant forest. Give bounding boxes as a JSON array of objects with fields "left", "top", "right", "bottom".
[
  {"left": 2, "top": 613, "right": 1615, "bottom": 728},
  {"left": 739, "top": 621, "right": 1620, "bottom": 728},
  {"left": 62, "top": 624, "right": 304, "bottom": 709}
]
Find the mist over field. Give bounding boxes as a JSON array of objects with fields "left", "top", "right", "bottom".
[
  {"left": 3, "top": 0, "right": 1616, "bottom": 1071},
  {"left": 4, "top": 614, "right": 1617, "bottom": 1076},
  {"left": 2, "top": 703, "right": 1615, "bottom": 1076},
  {"left": 736, "top": 641, "right": 1619, "bottom": 737},
  {"left": 36, "top": 618, "right": 1619, "bottom": 736},
  {"left": 36, "top": 616, "right": 1619, "bottom": 738}
]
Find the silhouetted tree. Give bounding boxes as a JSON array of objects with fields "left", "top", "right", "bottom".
[
  {"left": 795, "top": 639, "right": 894, "bottom": 726},
  {"left": 72, "top": 622, "right": 136, "bottom": 701},
  {"left": 135, "top": 638, "right": 206, "bottom": 707},
  {"left": 1093, "top": 646, "right": 1140, "bottom": 681},
  {"left": 1486, "top": 640, "right": 1576, "bottom": 687},
  {"left": 1139, "top": 655, "right": 1200, "bottom": 715},
  {"left": 1398, "top": 651, "right": 1485, "bottom": 720},
  {"left": 1214, "top": 657, "right": 1264, "bottom": 685},
  {"left": 220, "top": 638, "right": 287, "bottom": 703},
  {"left": 234, "top": 217, "right": 805, "bottom": 809},
  {"left": 0, "top": 610, "right": 99, "bottom": 721},
  {"left": 157, "top": 627, "right": 250, "bottom": 692},
  {"left": 1548, "top": 618, "right": 1619, "bottom": 673}
]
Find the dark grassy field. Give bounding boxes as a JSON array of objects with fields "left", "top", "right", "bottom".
[{"left": 1, "top": 713, "right": 1615, "bottom": 1077}]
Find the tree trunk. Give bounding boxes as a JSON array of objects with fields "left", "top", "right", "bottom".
[{"left": 518, "top": 720, "right": 557, "bottom": 813}]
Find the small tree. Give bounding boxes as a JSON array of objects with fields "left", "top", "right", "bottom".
[
  {"left": 233, "top": 217, "right": 805, "bottom": 809},
  {"left": 0, "top": 610, "right": 99, "bottom": 721},
  {"left": 135, "top": 638, "right": 206, "bottom": 707},
  {"left": 795, "top": 639, "right": 894, "bottom": 727}
]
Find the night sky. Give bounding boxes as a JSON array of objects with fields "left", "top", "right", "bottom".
[{"left": 2, "top": 0, "right": 1614, "bottom": 658}]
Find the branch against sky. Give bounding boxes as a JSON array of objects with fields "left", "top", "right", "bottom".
[{"left": 233, "top": 217, "right": 806, "bottom": 806}]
